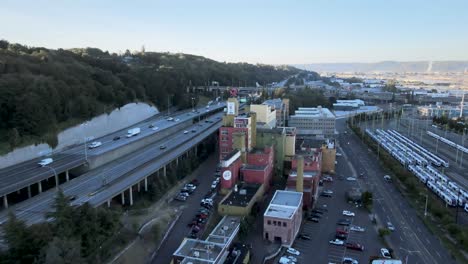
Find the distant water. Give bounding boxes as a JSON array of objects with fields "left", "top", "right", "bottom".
[{"left": 0, "top": 103, "right": 159, "bottom": 168}]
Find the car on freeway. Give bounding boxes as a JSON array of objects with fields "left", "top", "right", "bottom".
[
  {"left": 337, "top": 219, "right": 351, "bottom": 226},
  {"left": 183, "top": 130, "right": 189, "bottom": 134},
  {"left": 286, "top": 247, "right": 300, "bottom": 256},
  {"left": 346, "top": 177, "right": 357, "bottom": 181},
  {"left": 113, "top": 136, "right": 121, "bottom": 141},
  {"left": 307, "top": 217, "right": 320, "bottom": 223},
  {"left": 88, "top": 141, "right": 102, "bottom": 149},
  {"left": 191, "top": 129, "right": 197, "bottom": 133},
  {"left": 329, "top": 239, "right": 345, "bottom": 246},
  {"left": 160, "top": 145, "right": 167, "bottom": 149},
  {"left": 342, "top": 210, "right": 355, "bottom": 217},
  {"left": 387, "top": 222, "right": 395, "bottom": 231},
  {"left": 380, "top": 248, "right": 391, "bottom": 258},
  {"left": 350, "top": 226, "right": 365, "bottom": 232},
  {"left": 167, "top": 117, "right": 174, "bottom": 121},
  {"left": 342, "top": 257, "right": 358, "bottom": 264},
  {"left": 175, "top": 118, "right": 180, "bottom": 122},
  {"left": 38, "top": 158, "right": 53, "bottom": 167},
  {"left": 152, "top": 126, "right": 159, "bottom": 131},
  {"left": 345, "top": 242, "right": 364, "bottom": 251},
  {"left": 298, "top": 233, "right": 311, "bottom": 240}
]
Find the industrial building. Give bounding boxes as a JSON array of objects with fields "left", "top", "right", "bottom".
[
  {"left": 263, "top": 190, "right": 303, "bottom": 245},
  {"left": 171, "top": 216, "right": 241, "bottom": 264},
  {"left": 250, "top": 104, "right": 277, "bottom": 129},
  {"left": 333, "top": 99, "right": 365, "bottom": 110},
  {"left": 262, "top": 98, "right": 290, "bottom": 127},
  {"left": 289, "top": 106, "right": 336, "bottom": 138},
  {"left": 286, "top": 154, "right": 321, "bottom": 209},
  {"left": 417, "top": 104, "right": 468, "bottom": 118}
]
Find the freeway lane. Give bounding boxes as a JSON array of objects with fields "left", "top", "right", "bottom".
[
  {"left": 338, "top": 119, "right": 457, "bottom": 264},
  {"left": 0, "top": 103, "right": 225, "bottom": 197},
  {"left": 0, "top": 112, "right": 223, "bottom": 226}
]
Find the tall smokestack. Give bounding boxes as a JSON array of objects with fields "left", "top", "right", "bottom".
[{"left": 296, "top": 156, "right": 304, "bottom": 193}]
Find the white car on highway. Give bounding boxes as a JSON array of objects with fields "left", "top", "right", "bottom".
[
  {"left": 88, "top": 141, "right": 102, "bottom": 149},
  {"left": 342, "top": 210, "right": 355, "bottom": 217},
  {"left": 346, "top": 177, "right": 357, "bottom": 181},
  {"left": 38, "top": 158, "right": 53, "bottom": 167},
  {"left": 329, "top": 238, "right": 344, "bottom": 245},
  {"left": 350, "top": 225, "right": 365, "bottom": 232},
  {"left": 286, "top": 247, "right": 300, "bottom": 255}
]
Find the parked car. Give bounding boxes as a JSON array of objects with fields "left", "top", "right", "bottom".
[
  {"left": 174, "top": 195, "right": 187, "bottom": 201},
  {"left": 309, "top": 213, "right": 321, "bottom": 218},
  {"left": 307, "top": 217, "right": 319, "bottom": 222},
  {"left": 190, "top": 179, "right": 200, "bottom": 186},
  {"left": 346, "top": 242, "right": 364, "bottom": 251},
  {"left": 286, "top": 247, "right": 300, "bottom": 256},
  {"left": 342, "top": 210, "right": 355, "bottom": 217},
  {"left": 323, "top": 190, "right": 333, "bottom": 195},
  {"left": 311, "top": 209, "right": 324, "bottom": 215},
  {"left": 298, "top": 233, "right": 311, "bottom": 240},
  {"left": 380, "top": 248, "right": 391, "bottom": 258},
  {"left": 323, "top": 176, "right": 333, "bottom": 182},
  {"left": 315, "top": 208, "right": 328, "bottom": 213},
  {"left": 320, "top": 192, "right": 332, "bottom": 197},
  {"left": 350, "top": 226, "right": 365, "bottom": 232},
  {"left": 337, "top": 219, "right": 351, "bottom": 226},
  {"left": 342, "top": 257, "right": 358, "bottom": 264},
  {"left": 387, "top": 222, "right": 395, "bottom": 231},
  {"left": 179, "top": 192, "right": 190, "bottom": 197},
  {"left": 329, "top": 239, "right": 345, "bottom": 246},
  {"left": 383, "top": 175, "right": 392, "bottom": 182},
  {"left": 286, "top": 256, "right": 297, "bottom": 262}
]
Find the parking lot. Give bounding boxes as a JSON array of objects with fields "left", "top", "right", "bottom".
[{"left": 283, "top": 146, "right": 386, "bottom": 264}]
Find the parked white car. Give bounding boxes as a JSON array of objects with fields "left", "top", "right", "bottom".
[
  {"left": 342, "top": 210, "right": 355, "bottom": 217},
  {"left": 350, "top": 225, "right": 365, "bottom": 232},
  {"left": 329, "top": 239, "right": 344, "bottom": 245},
  {"left": 286, "top": 256, "right": 297, "bottom": 262},
  {"left": 286, "top": 247, "right": 300, "bottom": 256},
  {"left": 387, "top": 222, "right": 395, "bottom": 231},
  {"left": 380, "top": 248, "right": 391, "bottom": 258}
]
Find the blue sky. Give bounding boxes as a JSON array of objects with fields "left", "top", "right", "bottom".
[{"left": 1, "top": 0, "right": 467, "bottom": 64}]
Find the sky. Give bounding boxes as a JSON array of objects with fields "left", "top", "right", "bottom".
[{"left": 1, "top": 0, "right": 468, "bottom": 64}]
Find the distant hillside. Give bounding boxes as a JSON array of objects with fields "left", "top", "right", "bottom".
[
  {"left": 295, "top": 61, "right": 468, "bottom": 73},
  {"left": 0, "top": 40, "right": 305, "bottom": 149}
]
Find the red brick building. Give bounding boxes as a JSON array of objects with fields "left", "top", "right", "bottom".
[
  {"left": 286, "top": 153, "right": 322, "bottom": 209},
  {"left": 241, "top": 146, "right": 274, "bottom": 187}
]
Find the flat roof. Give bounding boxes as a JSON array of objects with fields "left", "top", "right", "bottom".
[
  {"left": 290, "top": 107, "right": 335, "bottom": 118},
  {"left": 265, "top": 204, "right": 296, "bottom": 219},
  {"left": 241, "top": 164, "right": 266, "bottom": 171},
  {"left": 289, "top": 170, "right": 317, "bottom": 178},
  {"left": 221, "top": 184, "right": 261, "bottom": 207},
  {"left": 270, "top": 190, "right": 302, "bottom": 207}
]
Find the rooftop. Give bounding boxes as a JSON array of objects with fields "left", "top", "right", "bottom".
[
  {"left": 270, "top": 190, "right": 302, "bottom": 207},
  {"left": 291, "top": 107, "right": 335, "bottom": 118},
  {"left": 221, "top": 183, "right": 261, "bottom": 207},
  {"left": 241, "top": 164, "right": 266, "bottom": 171},
  {"left": 289, "top": 170, "right": 318, "bottom": 178},
  {"left": 265, "top": 204, "right": 296, "bottom": 219}
]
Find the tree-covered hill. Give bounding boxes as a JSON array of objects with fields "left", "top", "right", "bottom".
[{"left": 0, "top": 40, "right": 305, "bottom": 149}]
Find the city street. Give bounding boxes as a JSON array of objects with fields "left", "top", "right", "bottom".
[{"left": 339, "top": 119, "right": 458, "bottom": 264}]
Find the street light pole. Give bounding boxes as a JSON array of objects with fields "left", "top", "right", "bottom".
[
  {"left": 44, "top": 165, "right": 59, "bottom": 189},
  {"left": 424, "top": 194, "right": 428, "bottom": 218}
]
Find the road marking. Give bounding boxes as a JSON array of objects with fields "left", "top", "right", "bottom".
[
  {"left": 436, "top": 251, "right": 441, "bottom": 258},
  {"left": 426, "top": 238, "right": 430, "bottom": 244},
  {"left": 400, "top": 236, "right": 403, "bottom": 241}
]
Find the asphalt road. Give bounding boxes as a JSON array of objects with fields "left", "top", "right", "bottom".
[
  {"left": 0, "top": 112, "right": 224, "bottom": 226},
  {"left": 340, "top": 119, "right": 457, "bottom": 264},
  {"left": 288, "top": 153, "right": 385, "bottom": 264},
  {"left": 0, "top": 103, "right": 225, "bottom": 197},
  {"left": 151, "top": 154, "right": 220, "bottom": 264}
]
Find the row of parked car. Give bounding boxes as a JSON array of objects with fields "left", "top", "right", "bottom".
[
  {"left": 187, "top": 198, "right": 214, "bottom": 239},
  {"left": 175, "top": 180, "right": 199, "bottom": 201}
]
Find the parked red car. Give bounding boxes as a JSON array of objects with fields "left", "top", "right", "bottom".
[{"left": 345, "top": 242, "right": 364, "bottom": 251}]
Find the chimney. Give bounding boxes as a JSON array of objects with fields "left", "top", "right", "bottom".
[
  {"left": 296, "top": 156, "right": 304, "bottom": 193},
  {"left": 250, "top": 112, "right": 257, "bottom": 149},
  {"left": 233, "top": 132, "right": 247, "bottom": 163}
]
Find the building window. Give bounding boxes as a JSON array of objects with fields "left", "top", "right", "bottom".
[
  {"left": 283, "top": 222, "right": 287, "bottom": 227},
  {"left": 277, "top": 221, "right": 281, "bottom": 226},
  {"left": 273, "top": 221, "right": 277, "bottom": 226},
  {"left": 267, "top": 220, "right": 271, "bottom": 225}
]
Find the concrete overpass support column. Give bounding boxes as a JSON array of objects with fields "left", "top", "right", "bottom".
[
  {"left": 176, "top": 157, "right": 179, "bottom": 166},
  {"left": 65, "top": 171, "right": 70, "bottom": 182},
  {"left": 27, "top": 185, "right": 32, "bottom": 198},
  {"left": 129, "top": 187, "right": 133, "bottom": 206},
  {"left": 121, "top": 192, "right": 125, "bottom": 205},
  {"left": 137, "top": 182, "right": 141, "bottom": 192},
  {"left": 144, "top": 177, "right": 148, "bottom": 192},
  {"left": 107, "top": 200, "right": 111, "bottom": 208},
  {"left": 3, "top": 195, "right": 8, "bottom": 209},
  {"left": 195, "top": 145, "right": 197, "bottom": 156},
  {"left": 38, "top": 181, "right": 42, "bottom": 193},
  {"left": 163, "top": 165, "right": 166, "bottom": 177}
]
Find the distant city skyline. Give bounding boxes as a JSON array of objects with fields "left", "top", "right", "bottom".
[{"left": 1, "top": 0, "right": 468, "bottom": 64}]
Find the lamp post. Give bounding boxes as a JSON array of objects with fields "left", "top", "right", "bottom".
[
  {"left": 191, "top": 97, "right": 195, "bottom": 112},
  {"left": 44, "top": 165, "right": 59, "bottom": 189}
]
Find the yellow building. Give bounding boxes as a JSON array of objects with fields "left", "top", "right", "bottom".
[
  {"left": 321, "top": 139, "right": 336, "bottom": 174},
  {"left": 250, "top": 104, "right": 277, "bottom": 128}
]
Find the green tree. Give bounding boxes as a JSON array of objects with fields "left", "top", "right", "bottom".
[
  {"left": 44, "top": 237, "right": 84, "bottom": 264},
  {"left": 361, "top": 191, "right": 373, "bottom": 210},
  {"left": 8, "top": 127, "right": 20, "bottom": 149}
]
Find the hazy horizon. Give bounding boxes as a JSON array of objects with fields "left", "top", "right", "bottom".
[{"left": 2, "top": 0, "right": 467, "bottom": 64}]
